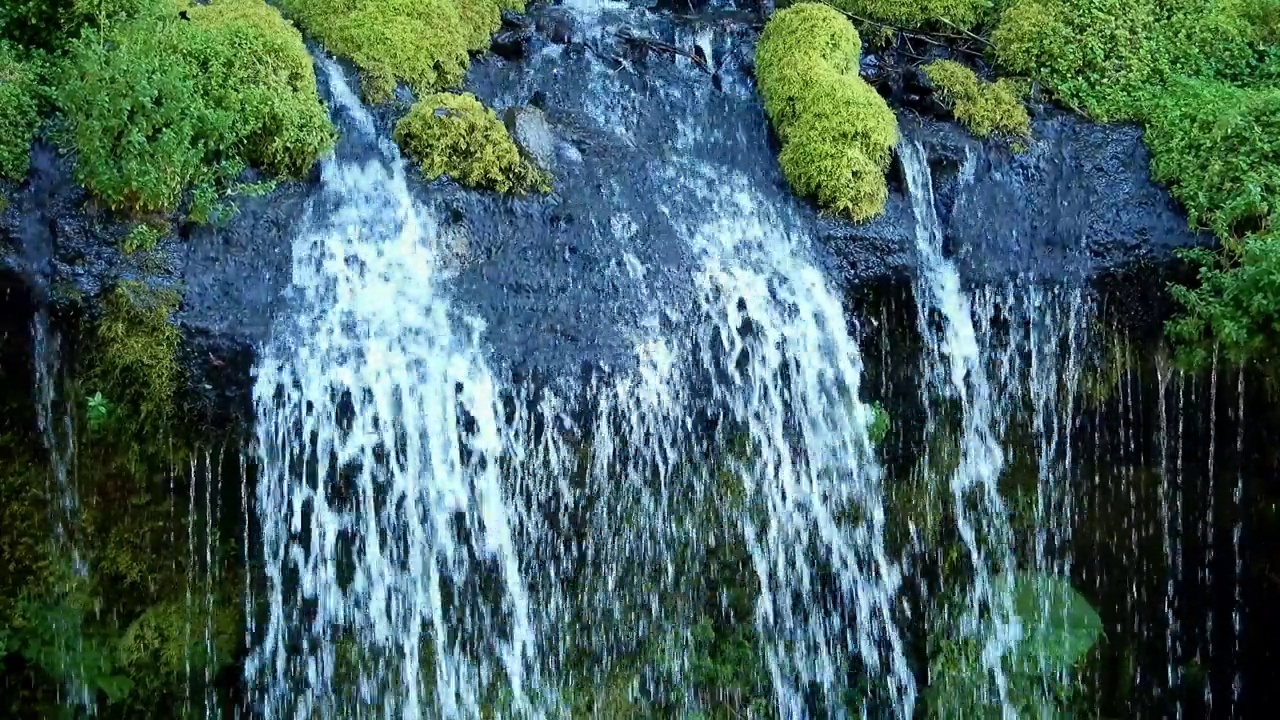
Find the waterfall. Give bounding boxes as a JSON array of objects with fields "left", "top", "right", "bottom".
[
  {"left": 248, "top": 59, "right": 538, "bottom": 718},
  {"left": 899, "top": 138, "right": 1018, "bottom": 710},
  {"left": 31, "top": 309, "right": 93, "bottom": 713},
  {"left": 247, "top": 55, "right": 913, "bottom": 716}
]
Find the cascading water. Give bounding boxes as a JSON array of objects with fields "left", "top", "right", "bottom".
[
  {"left": 248, "top": 46, "right": 913, "bottom": 717},
  {"left": 248, "top": 59, "right": 538, "bottom": 718},
  {"left": 30, "top": 308, "right": 93, "bottom": 712},
  {"left": 899, "top": 138, "right": 1018, "bottom": 709}
]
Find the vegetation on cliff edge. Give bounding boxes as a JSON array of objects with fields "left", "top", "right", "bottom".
[
  {"left": 989, "top": 0, "right": 1280, "bottom": 366},
  {"left": 755, "top": 3, "right": 899, "bottom": 222},
  {"left": 394, "top": 92, "right": 549, "bottom": 193}
]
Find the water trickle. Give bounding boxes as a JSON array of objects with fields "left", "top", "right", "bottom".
[
  {"left": 31, "top": 309, "right": 93, "bottom": 712},
  {"left": 899, "top": 138, "right": 1017, "bottom": 710}
]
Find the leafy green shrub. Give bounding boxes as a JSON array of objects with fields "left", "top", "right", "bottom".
[
  {"left": 755, "top": 3, "right": 899, "bottom": 221},
  {"left": 927, "top": 573, "right": 1102, "bottom": 717},
  {"left": 394, "top": 92, "right": 549, "bottom": 193},
  {"left": 1167, "top": 229, "right": 1280, "bottom": 367},
  {"left": 277, "top": 0, "right": 524, "bottom": 103},
  {"left": 924, "top": 60, "right": 1030, "bottom": 138},
  {"left": 1144, "top": 79, "right": 1280, "bottom": 238},
  {"left": 824, "top": 0, "right": 991, "bottom": 29},
  {"left": 0, "top": 43, "right": 40, "bottom": 181},
  {"left": 56, "top": 0, "right": 334, "bottom": 215}
]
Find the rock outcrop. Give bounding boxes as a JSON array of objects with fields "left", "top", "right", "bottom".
[{"left": 0, "top": 2, "right": 1209, "bottom": 426}]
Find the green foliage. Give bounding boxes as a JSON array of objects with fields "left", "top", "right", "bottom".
[
  {"left": 867, "top": 400, "right": 891, "bottom": 445},
  {"left": 990, "top": 0, "right": 1280, "bottom": 364},
  {"left": 116, "top": 600, "right": 240, "bottom": 704},
  {"left": 56, "top": 0, "right": 334, "bottom": 215},
  {"left": 90, "top": 281, "right": 181, "bottom": 426},
  {"left": 755, "top": 3, "right": 899, "bottom": 221},
  {"left": 1143, "top": 80, "right": 1280, "bottom": 238},
  {"left": 923, "top": 60, "right": 1030, "bottom": 138},
  {"left": 1167, "top": 229, "right": 1280, "bottom": 367},
  {"left": 927, "top": 573, "right": 1102, "bottom": 717},
  {"left": 120, "top": 223, "right": 164, "bottom": 253},
  {"left": 824, "top": 0, "right": 991, "bottom": 28},
  {"left": 277, "top": 0, "right": 525, "bottom": 103},
  {"left": 0, "top": 43, "right": 40, "bottom": 181},
  {"left": 394, "top": 92, "right": 550, "bottom": 193}
]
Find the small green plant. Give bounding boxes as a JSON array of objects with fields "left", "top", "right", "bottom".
[
  {"left": 276, "top": 0, "right": 526, "bottom": 103},
  {"left": 394, "top": 92, "right": 549, "bottom": 193},
  {"left": 85, "top": 391, "right": 112, "bottom": 430},
  {"left": 867, "top": 401, "right": 891, "bottom": 445},
  {"left": 91, "top": 280, "right": 181, "bottom": 426},
  {"left": 923, "top": 60, "right": 1031, "bottom": 139},
  {"left": 120, "top": 223, "right": 163, "bottom": 253},
  {"left": 755, "top": 3, "right": 899, "bottom": 221}
]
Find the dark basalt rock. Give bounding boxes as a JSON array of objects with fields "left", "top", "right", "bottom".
[{"left": 0, "top": 1, "right": 1210, "bottom": 427}]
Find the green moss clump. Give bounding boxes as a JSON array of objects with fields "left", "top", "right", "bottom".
[
  {"left": 825, "top": 0, "right": 990, "bottom": 29},
  {"left": 277, "top": 0, "right": 524, "bottom": 103},
  {"left": 755, "top": 3, "right": 899, "bottom": 222},
  {"left": 0, "top": 43, "right": 39, "bottom": 181},
  {"left": 394, "top": 92, "right": 549, "bottom": 193},
  {"left": 56, "top": 0, "right": 334, "bottom": 215},
  {"left": 91, "top": 280, "right": 181, "bottom": 426},
  {"left": 923, "top": 60, "right": 1030, "bottom": 138}
]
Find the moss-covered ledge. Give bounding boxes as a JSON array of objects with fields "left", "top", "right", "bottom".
[
  {"left": 394, "top": 92, "right": 549, "bottom": 193},
  {"left": 755, "top": 3, "right": 899, "bottom": 222},
  {"left": 276, "top": 0, "right": 527, "bottom": 103}
]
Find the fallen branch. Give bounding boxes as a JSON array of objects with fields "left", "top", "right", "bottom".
[{"left": 614, "top": 28, "right": 713, "bottom": 74}]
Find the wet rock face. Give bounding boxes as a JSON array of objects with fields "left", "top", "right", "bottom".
[{"left": 0, "top": 2, "right": 1209, "bottom": 425}]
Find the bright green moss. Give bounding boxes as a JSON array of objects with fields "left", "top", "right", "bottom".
[
  {"left": 394, "top": 92, "right": 549, "bottom": 193},
  {"left": 756, "top": 3, "right": 899, "bottom": 221},
  {"left": 924, "top": 60, "right": 1030, "bottom": 138},
  {"left": 56, "top": 0, "right": 334, "bottom": 215},
  {"left": 825, "top": 0, "right": 990, "bottom": 28},
  {"left": 0, "top": 43, "right": 39, "bottom": 181},
  {"left": 277, "top": 0, "right": 525, "bottom": 103}
]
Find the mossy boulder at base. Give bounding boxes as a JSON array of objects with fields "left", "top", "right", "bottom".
[
  {"left": 755, "top": 3, "right": 899, "bottom": 222},
  {"left": 276, "top": 0, "right": 526, "bottom": 103},
  {"left": 923, "top": 60, "right": 1030, "bottom": 139},
  {"left": 55, "top": 0, "right": 334, "bottom": 216},
  {"left": 394, "top": 92, "right": 550, "bottom": 193}
]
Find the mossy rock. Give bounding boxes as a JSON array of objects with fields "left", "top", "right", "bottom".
[
  {"left": 923, "top": 60, "right": 1030, "bottom": 139},
  {"left": 821, "top": 0, "right": 990, "bottom": 29},
  {"left": 56, "top": 0, "right": 334, "bottom": 216},
  {"left": 277, "top": 0, "right": 526, "bottom": 103},
  {"left": 394, "top": 92, "right": 550, "bottom": 193},
  {"left": 0, "top": 42, "right": 39, "bottom": 182},
  {"left": 755, "top": 3, "right": 899, "bottom": 222}
]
